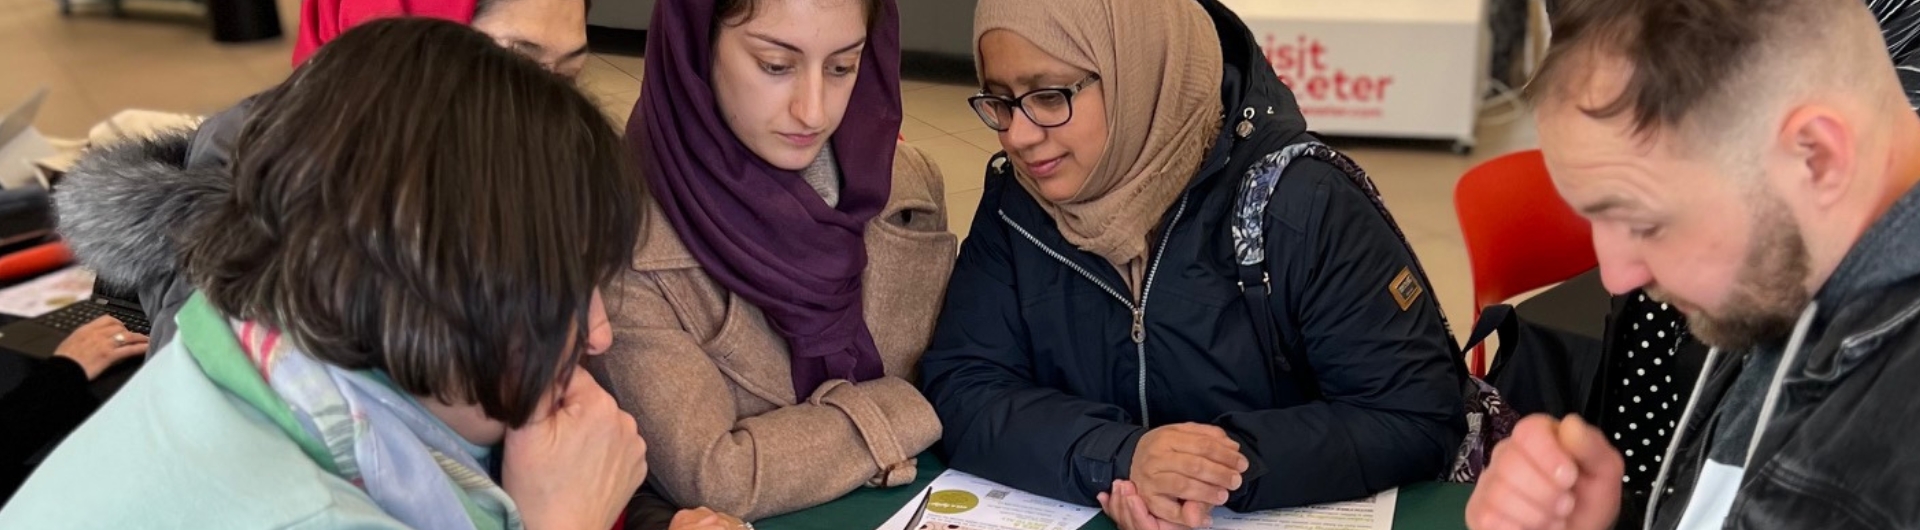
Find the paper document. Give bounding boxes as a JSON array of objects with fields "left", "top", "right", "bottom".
[
  {"left": 1204, "top": 488, "right": 1397, "bottom": 530},
  {"left": 877, "top": 470, "right": 1100, "bottom": 530},
  {"left": 0, "top": 267, "right": 94, "bottom": 317},
  {"left": 875, "top": 472, "right": 1396, "bottom": 530}
]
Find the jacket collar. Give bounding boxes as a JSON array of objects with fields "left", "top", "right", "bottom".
[
  {"left": 1184, "top": 0, "right": 1311, "bottom": 193},
  {"left": 1815, "top": 183, "right": 1920, "bottom": 311},
  {"left": 1789, "top": 183, "right": 1920, "bottom": 373}
]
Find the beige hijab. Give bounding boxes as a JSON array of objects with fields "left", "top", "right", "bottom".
[{"left": 974, "top": 0, "right": 1224, "bottom": 295}]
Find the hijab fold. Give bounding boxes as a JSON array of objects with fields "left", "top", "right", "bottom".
[
  {"left": 632, "top": 0, "right": 904, "bottom": 401},
  {"left": 973, "top": 0, "right": 1224, "bottom": 286}
]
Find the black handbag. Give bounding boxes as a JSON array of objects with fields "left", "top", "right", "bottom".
[{"left": 1472, "top": 303, "right": 1607, "bottom": 417}]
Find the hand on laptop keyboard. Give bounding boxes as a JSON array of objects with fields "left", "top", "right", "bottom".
[
  {"left": 41, "top": 302, "right": 151, "bottom": 336},
  {"left": 53, "top": 315, "right": 151, "bottom": 380}
]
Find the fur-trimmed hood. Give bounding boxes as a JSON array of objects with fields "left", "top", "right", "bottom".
[{"left": 54, "top": 130, "right": 229, "bottom": 289}]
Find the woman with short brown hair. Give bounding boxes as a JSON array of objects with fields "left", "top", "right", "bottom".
[{"left": 0, "top": 18, "right": 651, "bottom": 529}]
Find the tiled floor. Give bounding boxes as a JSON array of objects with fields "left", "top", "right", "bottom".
[{"left": 1, "top": 0, "right": 1543, "bottom": 340}]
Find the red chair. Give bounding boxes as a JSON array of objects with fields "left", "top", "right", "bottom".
[{"left": 1454, "top": 149, "right": 1597, "bottom": 376}]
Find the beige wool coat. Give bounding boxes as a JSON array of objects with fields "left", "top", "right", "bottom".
[{"left": 592, "top": 142, "right": 958, "bottom": 521}]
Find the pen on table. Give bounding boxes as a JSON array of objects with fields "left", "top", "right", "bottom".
[{"left": 902, "top": 486, "right": 933, "bottom": 530}]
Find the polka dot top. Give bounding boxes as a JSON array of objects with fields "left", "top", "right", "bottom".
[{"left": 1597, "top": 292, "right": 1709, "bottom": 492}]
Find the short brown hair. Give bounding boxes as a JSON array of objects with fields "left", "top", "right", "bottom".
[
  {"left": 1526, "top": 0, "right": 1871, "bottom": 136},
  {"left": 184, "top": 18, "right": 643, "bottom": 427}
]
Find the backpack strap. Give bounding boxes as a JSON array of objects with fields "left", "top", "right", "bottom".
[
  {"left": 1462, "top": 304, "right": 1519, "bottom": 365},
  {"left": 1232, "top": 142, "right": 1465, "bottom": 402},
  {"left": 1237, "top": 260, "right": 1313, "bottom": 402},
  {"left": 1232, "top": 143, "right": 1321, "bottom": 403}
]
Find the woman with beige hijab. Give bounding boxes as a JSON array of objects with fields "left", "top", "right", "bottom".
[{"left": 919, "top": 0, "right": 1467, "bottom": 528}]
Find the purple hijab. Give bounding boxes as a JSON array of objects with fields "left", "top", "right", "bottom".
[{"left": 630, "top": 0, "right": 902, "bottom": 400}]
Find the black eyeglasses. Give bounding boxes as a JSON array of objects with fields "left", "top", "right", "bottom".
[{"left": 968, "top": 74, "right": 1101, "bottom": 132}]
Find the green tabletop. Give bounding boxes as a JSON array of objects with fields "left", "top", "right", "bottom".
[{"left": 756, "top": 456, "right": 1472, "bottom": 530}]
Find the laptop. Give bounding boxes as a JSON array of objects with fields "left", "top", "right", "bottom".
[{"left": 0, "top": 277, "right": 150, "bottom": 358}]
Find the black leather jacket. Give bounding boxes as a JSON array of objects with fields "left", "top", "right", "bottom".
[{"left": 1647, "top": 184, "right": 1920, "bottom": 529}]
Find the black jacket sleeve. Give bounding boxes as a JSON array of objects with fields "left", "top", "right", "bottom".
[
  {"left": 623, "top": 483, "right": 682, "bottom": 530},
  {"left": 918, "top": 174, "right": 1147, "bottom": 507},
  {"left": 1213, "top": 160, "right": 1465, "bottom": 511},
  {"left": 0, "top": 357, "right": 100, "bottom": 502}
]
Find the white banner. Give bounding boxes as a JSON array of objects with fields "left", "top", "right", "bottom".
[{"left": 1223, "top": 0, "right": 1488, "bottom": 145}]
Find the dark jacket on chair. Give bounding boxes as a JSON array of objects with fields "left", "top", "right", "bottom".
[{"left": 917, "top": 0, "right": 1466, "bottom": 513}]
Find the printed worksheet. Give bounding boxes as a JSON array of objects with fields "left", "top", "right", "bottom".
[
  {"left": 1204, "top": 488, "right": 1397, "bottom": 530},
  {"left": 876, "top": 470, "right": 1100, "bottom": 530},
  {"left": 876, "top": 473, "right": 1397, "bottom": 530}
]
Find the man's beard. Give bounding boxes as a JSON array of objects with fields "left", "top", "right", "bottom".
[{"left": 1652, "top": 193, "right": 1812, "bottom": 352}]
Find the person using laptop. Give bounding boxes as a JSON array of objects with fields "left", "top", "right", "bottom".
[
  {"left": 0, "top": 19, "right": 660, "bottom": 528},
  {"left": 0, "top": 315, "right": 146, "bottom": 504}
]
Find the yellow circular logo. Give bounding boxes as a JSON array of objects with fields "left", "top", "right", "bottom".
[{"left": 926, "top": 490, "right": 980, "bottom": 514}]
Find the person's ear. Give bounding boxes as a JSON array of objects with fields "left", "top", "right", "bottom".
[{"left": 1775, "top": 105, "right": 1857, "bottom": 210}]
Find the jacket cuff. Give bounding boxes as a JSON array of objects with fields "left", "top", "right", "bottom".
[
  {"left": 811, "top": 379, "right": 917, "bottom": 487},
  {"left": 856, "top": 377, "right": 941, "bottom": 485},
  {"left": 1073, "top": 422, "right": 1146, "bottom": 497},
  {"left": 1222, "top": 430, "right": 1270, "bottom": 508},
  {"left": 39, "top": 356, "right": 92, "bottom": 388}
]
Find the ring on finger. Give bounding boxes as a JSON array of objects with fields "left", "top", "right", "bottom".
[{"left": 113, "top": 332, "right": 127, "bottom": 346}]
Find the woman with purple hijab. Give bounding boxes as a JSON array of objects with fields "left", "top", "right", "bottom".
[{"left": 591, "top": 0, "right": 956, "bottom": 524}]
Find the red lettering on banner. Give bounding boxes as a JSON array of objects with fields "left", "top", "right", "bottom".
[{"left": 1261, "top": 34, "right": 1391, "bottom": 119}]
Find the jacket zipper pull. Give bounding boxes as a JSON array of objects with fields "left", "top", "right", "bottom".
[{"left": 1131, "top": 308, "right": 1147, "bottom": 344}]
